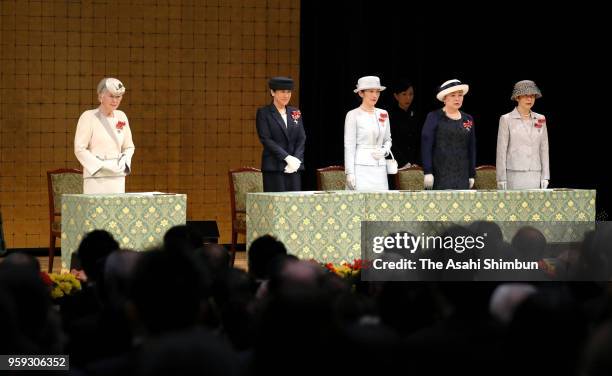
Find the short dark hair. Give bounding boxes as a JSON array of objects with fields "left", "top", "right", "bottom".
[
  {"left": 77, "top": 230, "right": 119, "bottom": 282},
  {"left": 248, "top": 235, "right": 287, "bottom": 280},
  {"left": 391, "top": 79, "right": 414, "bottom": 94},
  {"left": 163, "top": 225, "right": 203, "bottom": 254}
]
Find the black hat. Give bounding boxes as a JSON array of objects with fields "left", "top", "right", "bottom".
[{"left": 269, "top": 76, "right": 294, "bottom": 90}]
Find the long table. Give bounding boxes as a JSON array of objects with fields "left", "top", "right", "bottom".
[
  {"left": 61, "top": 193, "right": 187, "bottom": 270},
  {"left": 246, "top": 189, "right": 596, "bottom": 264}
]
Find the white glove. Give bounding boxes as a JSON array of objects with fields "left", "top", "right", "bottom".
[
  {"left": 401, "top": 162, "right": 412, "bottom": 169},
  {"left": 117, "top": 154, "right": 127, "bottom": 172},
  {"left": 284, "top": 165, "right": 297, "bottom": 174},
  {"left": 541, "top": 179, "right": 549, "bottom": 189},
  {"left": 497, "top": 181, "right": 507, "bottom": 190},
  {"left": 346, "top": 174, "right": 356, "bottom": 190},
  {"left": 381, "top": 146, "right": 390, "bottom": 157},
  {"left": 371, "top": 149, "right": 385, "bottom": 160},
  {"left": 101, "top": 159, "right": 123, "bottom": 174},
  {"left": 284, "top": 155, "right": 301, "bottom": 171},
  {"left": 469, "top": 178, "right": 475, "bottom": 189},
  {"left": 424, "top": 174, "right": 434, "bottom": 189}
]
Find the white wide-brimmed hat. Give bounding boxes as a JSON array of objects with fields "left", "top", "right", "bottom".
[
  {"left": 353, "top": 76, "right": 386, "bottom": 93},
  {"left": 436, "top": 79, "right": 469, "bottom": 102},
  {"left": 98, "top": 77, "right": 126, "bottom": 96}
]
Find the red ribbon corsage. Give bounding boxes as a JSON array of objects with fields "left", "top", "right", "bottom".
[
  {"left": 463, "top": 119, "right": 473, "bottom": 130},
  {"left": 378, "top": 112, "right": 388, "bottom": 126},
  {"left": 535, "top": 117, "right": 545, "bottom": 129},
  {"left": 116, "top": 121, "right": 126, "bottom": 130},
  {"left": 291, "top": 110, "right": 301, "bottom": 123}
]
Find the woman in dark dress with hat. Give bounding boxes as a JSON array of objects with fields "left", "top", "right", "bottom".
[
  {"left": 421, "top": 79, "right": 476, "bottom": 190},
  {"left": 255, "top": 76, "right": 306, "bottom": 192}
]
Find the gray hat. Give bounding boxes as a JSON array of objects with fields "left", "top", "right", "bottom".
[
  {"left": 511, "top": 80, "right": 542, "bottom": 101},
  {"left": 269, "top": 76, "right": 294, "bottom": 90}
]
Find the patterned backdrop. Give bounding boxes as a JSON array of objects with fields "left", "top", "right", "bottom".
[{"left": 0, "top": 0, "right": 300, "bottom": 248}]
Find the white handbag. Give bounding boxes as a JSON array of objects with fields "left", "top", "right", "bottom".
[{"left": 386, "top": 150, "right": 398, "bottom": 175}]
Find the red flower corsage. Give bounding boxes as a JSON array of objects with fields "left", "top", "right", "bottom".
[
  {"left": 378, "top": 112, "right": 388, "bottom": 126},
  {"left": 535, "top": 117, "right": 545, "bottom": 129},
  {"left": 463, "top": 119, "right": 473, "bottom": 130},
  {"left": 116, "top": 121, "right": 126, "bottom": 130},
  {"left": 291, "top": 110, "right": 301, "bottom": 123}
]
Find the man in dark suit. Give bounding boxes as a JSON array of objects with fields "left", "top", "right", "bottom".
[{"left": 256, "top": 77, "right": 306, "bottom": 192}]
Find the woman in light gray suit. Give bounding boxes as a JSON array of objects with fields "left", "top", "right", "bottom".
[
  {"left": 344, "top": 76, "right": 392, "bottom": 190},
  {"left": 496, "top": 80, "right": 549, "bottom": 190}
]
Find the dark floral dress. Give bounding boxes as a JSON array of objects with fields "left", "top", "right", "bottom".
[{"left": 422, "top": 109, "right": 476, "bottom": 190}]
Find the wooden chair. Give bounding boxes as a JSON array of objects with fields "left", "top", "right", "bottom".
[
  {"left": 395, "top": 164, "right": 424, "bottom": 190},
  {"left": 474, "top": 165, "right": 497, "bottom": 190},
  {"left": 47, "top": 168, "right": 82, "bottom": 272},
  {"left": 316, "top": 165, "right": 346, "bottom": 190},
  {"left": 0, "top": 211, "right": 6, "bottom": 256},
  {"left": 228, "top": 167, "right": 263, "bottom": 266}
]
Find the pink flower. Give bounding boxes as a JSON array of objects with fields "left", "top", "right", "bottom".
[
  {"left": 116, "top": 121, "right": 126, "bottom": 130},
  {"left": 535, "top": 118, "right": 545, "bottom": 129},
  {"left": 463, "top": 119, "right": 473, "bottom": 130}
]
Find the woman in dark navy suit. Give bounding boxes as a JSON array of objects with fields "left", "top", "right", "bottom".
[
  {"left": 256, "top": 77, "right": 306, "bottom": 192},
  {"left": 421, "top": 79, "right": 476, "bottom": 190}
]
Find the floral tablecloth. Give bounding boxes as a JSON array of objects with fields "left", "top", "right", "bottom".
[
  {"left": 61, "top": 193, "right": 186, "bottom": 270},
  {"left": 246, "top": 189, "right": 596, "bottom": 264}
]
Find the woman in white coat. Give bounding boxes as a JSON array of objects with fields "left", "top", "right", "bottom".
[
  {"left": 74, "top": 78, "right": 135, "bottom": 194},
  {"left": 344, "top": 76, "right": 392, "bottom": 190},
  {"left": 496, "top": 80, "right": 549, "bottom": 190}
]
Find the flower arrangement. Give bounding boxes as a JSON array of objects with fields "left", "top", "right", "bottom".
[
  {"left": 40, "top": 272, "right": 82, "bottom": 299},
  {"left": 324, "top": 259, "right": 365, "bottom": 279}
]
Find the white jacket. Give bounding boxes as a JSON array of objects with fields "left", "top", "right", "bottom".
[
  {"left": 74, "top": 108, "right": 135, "bottom": 179},
  {"left": 344, "top": 107, "right": 392, "bottom": 176}
]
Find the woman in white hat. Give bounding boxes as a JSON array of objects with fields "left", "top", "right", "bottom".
[
  {"left": 496, "top": 80, "right": 549, "bottom": 190},
  {"left": 74, "top": 77, "right": 135, "bottom": 194},
  {"left": 421, "top": 79, "right": 476, "bottom": 190},
  {"left": 344, "top": 76, "right": 392, "bottom": 190}
]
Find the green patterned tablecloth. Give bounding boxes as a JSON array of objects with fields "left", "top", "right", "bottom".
[
  {"left": 246, "top": 189, "right": 596, "bottom": 264},
  {"left": 61, "top": 193, "right": 187, "bottom": 271}
]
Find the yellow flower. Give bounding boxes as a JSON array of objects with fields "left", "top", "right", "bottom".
[
  {"left": 45, "top": 272, "right": 82, "bottom": 300},
  {"left": 51, "top": 288, "right": 64, "bottom": 299}
]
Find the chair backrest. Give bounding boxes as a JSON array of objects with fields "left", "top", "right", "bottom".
[
  {"left": 395, "top": 165, "right": 424, "bottom": 190},
  {"left": 228, "top": 167, "right": 263, "bottom": 216},
  {"left": 474, "top": 165, "right": 497, "bottom": 190},
  {"left": 316, "top": 165, "right": 345, "bottom": 190},
  {"left": 47, "top": 168, "right": 83, "bottom": 220},
  {"left": 0, "top": 211, "right": 6, "bottom": 255}
]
